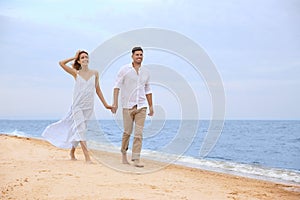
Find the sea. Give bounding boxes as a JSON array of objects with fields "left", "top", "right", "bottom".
[{"left": 1, "top": 119, "right": 299, "bottom": 185}]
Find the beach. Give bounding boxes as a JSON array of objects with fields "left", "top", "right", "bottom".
[{"left": 1, "top": 134, "right": 299, "bottom": 200}]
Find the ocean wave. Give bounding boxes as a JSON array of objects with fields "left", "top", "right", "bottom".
[
  {"left": 88, "top": 141, "right": 300, "bottom": 184},
  {"left": 141, "top": 149, "right": 300, "bottom": 184},
  {"left": 1, "top": 130, "right": 28, "bottom": 137},
  {"left": 177, "top": 155, "right": 300, "bottom": 184}
]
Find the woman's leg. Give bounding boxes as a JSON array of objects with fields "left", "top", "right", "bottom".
[
  {"left": 80, "top": 141, "right": 91, "bottom": 163},
  {"left": 70, "top": 146, "right": 77, "bottom": 160}
]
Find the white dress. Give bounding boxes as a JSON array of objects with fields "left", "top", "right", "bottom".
[{"left": 42, "top": 73, "right": 96, "bottom": 149}]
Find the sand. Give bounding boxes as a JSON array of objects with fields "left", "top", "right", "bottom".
[{"left": 1, "top": 134, "right": 299, "bottom": 200}]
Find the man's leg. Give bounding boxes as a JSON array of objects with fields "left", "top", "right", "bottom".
[
  {"left": 121, "top": 108, "right": 134, "bottom": 164},
  {"left": 132, "top": 107, "right": 147, "bottom": 167}
]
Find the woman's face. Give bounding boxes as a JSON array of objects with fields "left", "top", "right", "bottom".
[{"left": 78, "top": 52, "right": 89, "bottom": 67}]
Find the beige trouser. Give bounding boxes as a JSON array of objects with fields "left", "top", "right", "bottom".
[{"left": 121, "top": 105, "right": 147, "bottom": 161}]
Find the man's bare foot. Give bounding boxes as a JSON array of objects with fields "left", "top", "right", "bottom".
[
  {"left": 122, "top": 153, "right": 130, "bottom": 164},
  {"left": 133, "top": 160, "right": 144, "bottom": 168}
]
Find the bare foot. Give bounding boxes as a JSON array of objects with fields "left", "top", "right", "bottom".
[
  {"left": 122, "top": 154, "right": 130, "bottom": 164},
  {"left": 133, "top": 160, "right": 144, "bottom": 168},
  {"left": 85, "top": 160, "right": 94, "bottom": 164},
  {"left": 70, "top": 153, "right": 77, "bottom": 161}
]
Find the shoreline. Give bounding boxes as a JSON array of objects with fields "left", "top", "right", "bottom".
[
  {"left": 172, "top": 157, "right": 300, "bottom": 186},
  {"left": 3, "top": 131, "right": 299, "bottom": 185},
  {"left": 1, "top": 134, "right": 300, "bottom": 199}
]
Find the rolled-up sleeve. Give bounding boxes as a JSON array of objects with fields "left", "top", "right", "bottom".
[
  {"left": 144, "top": 76, "right": 152, "bottom": 95},
  {"left": 114, "top": 68, "right": 124, "bottom": 89},
  {"left": 145, "top": 82, "right": 152, "bottom": 94}
]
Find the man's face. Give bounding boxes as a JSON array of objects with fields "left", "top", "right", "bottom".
[{"left": 132, "top": 50, "right": 143, "bottom": 64}]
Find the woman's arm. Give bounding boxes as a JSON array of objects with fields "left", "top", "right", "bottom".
[
  {"left": 95, "top": 71, "right": 112, "bottom": 110},
  {"left": 58, "top": 51, "right": 79, "bottom": 78}
]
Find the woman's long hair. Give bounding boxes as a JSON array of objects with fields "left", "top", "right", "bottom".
[{"left": 72, "top": 50, "right": 88, "bottom": 70}]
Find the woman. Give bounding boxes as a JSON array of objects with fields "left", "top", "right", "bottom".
[{"left": 42, "top": 50, "right": 112, "bottom": 163}]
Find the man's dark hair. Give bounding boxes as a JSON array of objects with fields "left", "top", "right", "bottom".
[{"left": 132, "top": 46, "right": 143, "bottom": 54}]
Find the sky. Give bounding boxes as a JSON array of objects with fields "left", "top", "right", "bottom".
[{"left": 0, "top": 0, "right": 299, "bottom": 120}]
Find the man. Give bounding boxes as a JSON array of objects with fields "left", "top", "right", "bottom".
[{"left": 112, "top": 46, "right": 154, "bottom": 167}]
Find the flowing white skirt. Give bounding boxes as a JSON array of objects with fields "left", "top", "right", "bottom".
[{"left": 42, "top": 107, "right": 93, "bottom": 149}]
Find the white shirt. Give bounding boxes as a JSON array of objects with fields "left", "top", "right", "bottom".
[{"left": 114, "top": 63, "right": 152, "bottom": 109}]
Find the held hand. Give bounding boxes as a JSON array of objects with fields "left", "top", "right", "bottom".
[
  {"left": 148, "top": 106, "right": 154, "bottom": 116},
  {"left": 105, "top": 105, "right": 113, "bottom": 110},
  {"left": 111, "top": 104, "right": 118, "bottom": 114}
]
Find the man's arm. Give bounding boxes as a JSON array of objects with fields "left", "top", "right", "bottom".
[
  {"left": 146, "top": 93, "right": 154, "bottom": 116},
  {"left": 111, "top": 88, "right": 120, "bottom": 113}
]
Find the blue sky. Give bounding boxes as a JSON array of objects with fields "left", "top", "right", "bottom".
[{"left": 0, "top": 0, "right": 299, "bottom": 120}]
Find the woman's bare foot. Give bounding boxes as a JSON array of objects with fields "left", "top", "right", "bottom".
[
  {"left": 70, "top": 148, "right": 77, "bottom": 160},
  {"left": 70, "top": 153, "right": 77, "bottom": 160}
]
